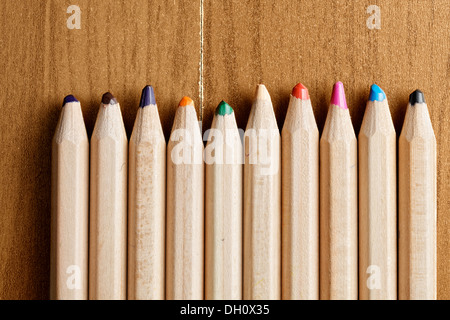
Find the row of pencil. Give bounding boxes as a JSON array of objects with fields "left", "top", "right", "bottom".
[{"left": 51, "top": 82, "right": 436, "bottom": 300}]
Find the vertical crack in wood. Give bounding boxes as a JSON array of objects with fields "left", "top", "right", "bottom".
[{"left": 199, "top": 0, "right": 204, "bottom": 132}]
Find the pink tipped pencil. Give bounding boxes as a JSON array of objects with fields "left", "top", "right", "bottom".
[{"left": 320, "top": 82, "right": 358, "bottom": 300}]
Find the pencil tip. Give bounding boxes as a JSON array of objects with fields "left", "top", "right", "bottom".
[
  {"left": 102, "top": 92, "right": 117, "bottom": 105},
  {"left": 139, "top": 85, "right": 156, "bottom": 108},
  {"left": 215, "top": 101, "right": 233, "bottom": 115},
  {"left": 369, "top": 84, "right": 386, "bottom": 102},
  {"left": 330, "top": 81, "right": 348, "bottom": 110},
  {"left": 409, "top": 89, "right": 425, "bottom": 105},
  {"left": 255, "top": 84, "right": 271, "bottom": 101},
  {"left": 62, "top": 95, "right": 78, "bottom": 106},
  {"left": 179, "top": 96, "right": 194, "bottom": 107},
  {"left": 292, "top": 83, "right": 309, "bottom": 100}
]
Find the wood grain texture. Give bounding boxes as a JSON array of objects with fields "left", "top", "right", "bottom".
[
  {"left": 0, "top": 0, "right": 200, "bottom": 299},
  {"left": 320, "top": 104, "right": 358, "bottom": 300},
  {"left": 128, "top": 104, "right": 166, "bottom": 300},
  {"left": 89, "top": 100, "right": 128, "bottom": 300},
  {"left": 205, "top": 109, "right": 243, "bottom": 300},
  {"left": 204, "top": 0, "right": 450, "bottom": 299},
  {"left": 399, "top": 101, "right": 437, "bottom": 300},
  {"left": 281, "top": 94, "right": 319, "bottom": 300},
  {"left": 1, "top": 0, "right": 450, "bottom": 299},
  {"left": 243, "top": 85, "right": 281, "bottom": 300},
  {"left": 166, "top": 103, "right": 204, "bottom": 300},
  {"left": 358, "top": 98, "right": 397, "bottom": 300}
]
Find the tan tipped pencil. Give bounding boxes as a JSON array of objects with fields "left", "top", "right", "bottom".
[
  {"left": 128, "top": 86, "right": 166, "bottom": 300},
  {"left": 320, "top": 82, "right": 357, "bottom": 300},
  {"left": 359, "top": 84, "right": 397, "bottom": 300},
  {"left": 205, "top": 101, "right": 243, "bottom": 300},
  {"left": 89, "top": 92, "right": 128, "bottom": 300},
  {"left": 50, "top": 95, "right": 89, "bottom": 300},
  {"left": 166, "top": 96, "right": 204, "bottom": 300},
  {"left": 243, "top": 84, "right": 281, "bottom": 300},
  {"left": 399, "top": 90, "right": 436, "bottom": 300},
  {"left": 281, "top": 83, "right": 319, "bottom": 300}
]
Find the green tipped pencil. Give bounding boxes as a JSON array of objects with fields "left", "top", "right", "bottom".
[{"left": 205, "top": 101, "right": 243, "bottom": 300}]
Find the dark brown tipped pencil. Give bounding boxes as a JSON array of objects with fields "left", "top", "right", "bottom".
[{"left": 89, "top": 92, "right": 128, "bottom": 300}]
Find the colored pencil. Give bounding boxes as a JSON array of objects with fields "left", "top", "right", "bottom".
[
  {"left": 399, "top": 90, "right": 437, "bottom": 300},
  {"left": 359, "top": 84, "right": 397, "bottom": 300},
  {"left": 243, "top": 84, "right": 281, "bottom": 300},
  {"left": 319, "top": 82, "right": 358, "bottom": 300},
  {"left": 205, "top": 101, "right": 243, "bottom": 300},
  {"left": 50, "top": 95, "right": 89, "bottom": 300},
  {"left": 166, "top": 96, "right": 204, "bottom": 300},
  {"left": 89, "top": 92, "right": 128, "bottom": 300},
  {"left": 128, "top": 86, "right": 166, "bottom": 300},
  {"left": 281, "top": 83, "right": 319, "bottom": 300}
]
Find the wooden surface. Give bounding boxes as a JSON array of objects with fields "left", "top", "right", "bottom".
[
  {"left": 281, "top": 94, "right": 319, "bottom": 300},
  {"left": 358, "top": 99, "right": 397, "bottom": 300},
  {"left": 399, "top": 101, "right": 437, "bottom": 299},
  {"left": 89, "top": 100, "right": 128, "bottom": 299},
  {"left": 166, "top": 103, "right": 204, "bottom": 300},
  {"left": 243, "top": 85, "right": 281, "bottom": 300},
  {"left": 320, "top": 104, "right": 358, "bottom": 300},
  {"left": 0, "top": 0, "right": 449, "bottom": 299},
  {"left": 128, "top": 104, "right": 166, "bottom": 300},
  {"left": 205, "top": 109, "right": 243, "bottom": 300},
  {"left": 50, "top": 101, "right": 89, "bottom": 299}
]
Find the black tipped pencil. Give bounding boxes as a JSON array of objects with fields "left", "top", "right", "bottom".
[{"left": 399, "top": 90, "right": 436, "bottom": 300}]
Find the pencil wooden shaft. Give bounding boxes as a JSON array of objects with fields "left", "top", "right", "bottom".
[
  {"left": 89, "top": 102, "right": 128, "bottom": 300},
  {"left": 281, "top": 96, "right": 319, "bottom": 300},
  {"left": 205, "top": 113, "right": 243, "bottom": 300},
  {"left": 128, "top": 105, "right": 166, "bottom": 300},
  {"left": 399, "top": 102, "right": 436, "bottom": 300},
  {"left": 359, "top": 99, "right": 397, "bottom": 300},
  {"left": 320, "top": 105, "right": 357, "bottom": 300},
  {"left": 166, "top": 104, "right": 204, "bottom": 300},
  {"left": 50, "top": 102, "right": 89, "bottom": 300},
  {"left": 243, "top": 89, "right": 281, "bottom": 300}
]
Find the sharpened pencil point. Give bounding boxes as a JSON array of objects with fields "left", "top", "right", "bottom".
[
  {"left": 102, "top": 92, "right": 117, "bottom": 105},
  {"left": 369, "top": 84, "right": 386, "bottom": 102},
  {"left": 255, "top": 84, "right": 271, "bottom": 101},
  {"left": 409, "top": 89, "right": 425, "bottom": 105},
  {"left": 215, "top": 101, "right": 233, "bottom": 115},
  {"left": 292, "top": 83, "right": 309, "bottom": 100},
  {"left": 330, "top": 81, "right": 348, "bottom": 110},
  {"left": 140, "top": 85, "right": 156, "bottom": 108},
  {"left": 63, "top": 95, "right": 78, "bottom": 106},
  {"left": 179, "top": 96, "right": 194, "bottom": 107}
]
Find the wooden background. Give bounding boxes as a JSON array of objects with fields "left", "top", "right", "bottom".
[{"left": 0, "top": 0, "right": 448, "bottom": 299}]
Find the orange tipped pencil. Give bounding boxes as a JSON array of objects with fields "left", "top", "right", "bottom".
[
  {"left": 89, "top": 93, "right": 128, "bottom": 300},
  {"left": 399, "top": 90, "right": 436, "bottom": 300},
  {"left": 51, "top": 95, "right": 89, "bottom": 300},
  {"left": 244, "top": 84, "right": 281, "bottom": 300},
  {"left": 320, "top": 82, "right": 358, "bottom": 300},
  {"left": 128, "top": 86, "right": 166, "bottom": 300},
  {"left": 166, "top": 96, "right": 204, "bottom": 300},
  {"left": 281, "top": 83, "right": 319, "bottom": 300}
]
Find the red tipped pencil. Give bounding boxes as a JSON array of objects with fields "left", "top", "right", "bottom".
[{"left": 281, "top": 83, "right": 319, "bottom": 300}]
